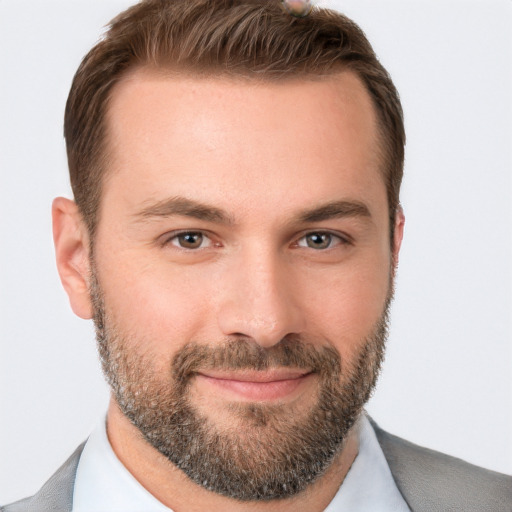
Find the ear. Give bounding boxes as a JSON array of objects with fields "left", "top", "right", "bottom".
[
  {"left": 392, "top": 205, "right": 405, "bottom": 270},
  {"left": 52, "top": 197, "right": 93, "bottom": 319}
]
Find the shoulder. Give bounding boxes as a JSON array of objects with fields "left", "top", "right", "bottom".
[
  {"left": 1, "top": 442, "right": 86, "bottom": 512},
  {"left": 370, "top": 418, "right": 512, "bottom": 512}
]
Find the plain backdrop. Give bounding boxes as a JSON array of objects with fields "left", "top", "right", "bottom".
[{"left": 1, "top": 0, "right": 511, "bottom": 504}]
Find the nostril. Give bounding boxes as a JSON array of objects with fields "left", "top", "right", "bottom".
[{"left": 216, "top": 263, "right": 306, "bottom": 346}]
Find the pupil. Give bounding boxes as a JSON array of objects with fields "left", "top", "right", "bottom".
[
  {"left": 308, "top": 233, "right": 330, "bottom": 249},
  {"left": 181, "top": 233, "right": 201, "bottom": 247}
]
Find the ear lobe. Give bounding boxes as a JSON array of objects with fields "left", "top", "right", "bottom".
[
  {"left": 392, "top": 205, "right": 405, "bottom": 270},
  {"left": 52, "top": 197, "right": 93, "bottom": 319}
]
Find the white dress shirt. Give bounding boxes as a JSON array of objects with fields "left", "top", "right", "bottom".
[{"left": 72, "top": 413, "right": 410, "bottom": 511}]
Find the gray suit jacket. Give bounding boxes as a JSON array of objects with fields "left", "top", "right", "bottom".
[{"left": 3, "top": 421, "right": 511, "bottom": 511}]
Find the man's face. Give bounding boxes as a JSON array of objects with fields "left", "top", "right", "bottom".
[{"left": 90, "top": 70, "right": 399, "bottom": 499}]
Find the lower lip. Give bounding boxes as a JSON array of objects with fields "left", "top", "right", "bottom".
[{"left": 196, "top": 373, "right": 314, "bottom": 401}]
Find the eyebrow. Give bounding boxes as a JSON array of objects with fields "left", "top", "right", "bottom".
[
  {"left": 296, "top": 200, "right": 372, "bottom": 223},
  {"left": 133, "top": 196, "right": 234, "bottom": 225},
  {"left": 132, "top": 196, "right": 371, "bottom": 225}
]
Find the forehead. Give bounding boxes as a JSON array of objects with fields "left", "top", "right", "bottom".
[{"left": 101, "top": 69, "right": 384, "bottom": 222}]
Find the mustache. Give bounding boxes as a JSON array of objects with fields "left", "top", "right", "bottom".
[{"left": 171, "top": 336, "right": 342, "bottom": 384}]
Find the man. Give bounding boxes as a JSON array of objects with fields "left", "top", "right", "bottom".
[{"left": 2, "top": 0, "right": 511, "bottom": 511}]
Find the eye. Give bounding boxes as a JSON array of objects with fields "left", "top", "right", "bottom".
[
  {"left": 168, "top": 231, "right": 212, "bottom": 249},
  {"left": 296, "top": 232, "right": 346, "bottom": 250}
]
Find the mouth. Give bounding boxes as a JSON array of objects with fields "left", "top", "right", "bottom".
[{"left": 194, "top": 369, "right": 315, "bottom": 401}]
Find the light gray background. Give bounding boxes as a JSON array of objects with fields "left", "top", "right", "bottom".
[{"left": 1, "top": 0, "right": 511, "bottom": 504}]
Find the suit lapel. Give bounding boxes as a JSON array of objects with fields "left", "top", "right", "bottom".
[{"left": 4, "top": 442, "right": 86, "bottom": 512}]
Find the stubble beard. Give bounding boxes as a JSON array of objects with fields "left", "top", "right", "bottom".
[{"left": 90, "top": 268, "right": 392, "bottom": 501}]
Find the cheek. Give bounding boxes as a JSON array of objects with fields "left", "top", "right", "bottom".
[
  {"left": 296, "top": 254, "right": 391, "bottom": 361},
  {"left": 98, "top": 254, "right": 215, "bottom": 350}
]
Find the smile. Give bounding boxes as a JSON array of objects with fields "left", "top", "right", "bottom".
[{"left": 195, "top": 370, "right": 315, "bottom": 401}]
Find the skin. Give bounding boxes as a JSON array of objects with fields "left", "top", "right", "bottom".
[{"left": 53, "top": 69, "right": 404, "bottom": 512}]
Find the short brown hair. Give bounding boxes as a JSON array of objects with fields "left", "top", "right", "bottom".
[{"left": 64, "top": 0, "right": 405, "bottom": 238}]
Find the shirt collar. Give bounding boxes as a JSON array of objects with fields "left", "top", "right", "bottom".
[
  {"left": 325, "top": 413, "right": 410, "bottom": 511},
  {"left": 73, "top": 416, "right": 171, "bottom": 512},
  {"left": 73, "top": 412, "right": 409, "bottom": 511}
]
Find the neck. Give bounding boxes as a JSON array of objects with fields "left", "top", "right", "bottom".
[{"left": 106, "top": 398, "right": 360, "bottom": 512}]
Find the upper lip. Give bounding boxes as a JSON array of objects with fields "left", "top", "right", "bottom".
[{"left": 196, "top": 369, "right": 312, "bottom": 383}]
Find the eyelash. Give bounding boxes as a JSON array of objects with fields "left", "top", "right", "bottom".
[
  {"left": 295, "top": 232, "right": 350, "bottom": 250},
  {"left": 165, "top": 231, "right": 216, "bottom": 250},
  {"left": 163, "top": 230, "right": 351, "bottom": 251}
]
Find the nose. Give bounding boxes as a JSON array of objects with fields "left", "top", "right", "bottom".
[{"left": 216, "top": 248, "right": 305, "bottom": 348}]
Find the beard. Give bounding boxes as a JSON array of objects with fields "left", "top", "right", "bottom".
[{"left": 90, "top": 268, "right": 392, "bottom": 501}]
